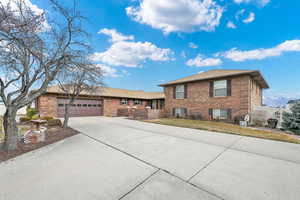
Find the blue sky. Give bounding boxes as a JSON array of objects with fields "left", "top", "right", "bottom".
[{"left": 33, "top": 0, "right": 300, "bottom": 100}]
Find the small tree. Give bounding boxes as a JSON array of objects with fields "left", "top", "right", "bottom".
[
  {"left": 282, "top": 101, "right": 300, "bottom": 135},
  {"left": 56, "top": 58, "right": 103, "bottom": 128},
  {"left": 0, "top": 0, "right": 87, "bottom": 150}
]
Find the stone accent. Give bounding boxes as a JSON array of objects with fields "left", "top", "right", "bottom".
[{"left": 163, "top": 75, "right": 262, "bottom": 120}]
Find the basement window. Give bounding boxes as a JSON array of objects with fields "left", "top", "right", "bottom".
[
  {"left": 213, "top": 109, "right": 228, "bottom": 120},
  {"left": 173, "top": 108, "right": 187, "bottom": 118}
]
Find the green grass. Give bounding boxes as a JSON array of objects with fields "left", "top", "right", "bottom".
[{"left": 145, "top": 118, "right": 300, "bottom": 144}]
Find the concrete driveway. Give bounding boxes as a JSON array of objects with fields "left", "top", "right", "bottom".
[{"left": 1, "top": 117, "right": 300, "bottom": 200}]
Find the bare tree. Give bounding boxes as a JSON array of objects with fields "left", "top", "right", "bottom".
[
  {"left": 0, "top": 0, "right": 87, "bottom": 150},
  {"left": 56, "top": 58, "right": 103, "bottom": 128}
]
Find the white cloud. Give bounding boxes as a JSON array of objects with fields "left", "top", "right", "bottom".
[
  {"left": 98, "top": 28, "right": 134, "bottom": 43},
  {"left": 91, "top": 41, "right": 173, "bottom": 67},
  {"left": 235, "top": 9, "right": 245, "bottom": 20},
  {"left": 126, "top": 0, "right": 223, "bottom": 34},
  {"left": 96, "top": 64, "right": 120, "bottom": 78},
  {"left": 121, "top": 70, "right": 131, "bottom": 76},
  {"left": 243, "top": 12, "right": 255, "bottom": 24},
  {"left": 0, "top": 0, "right": 50, "bottom": 31},
  {"left": 186, "top": 54, "right": 223, "bottom": 67},
  {"left": 189, "top": 42, "right": 198, "bottom": 49},
  {"left": 233, "top": 0, "right": 270, "bottom": 7},
  {"left": 222, "top": 40, "right": 300, "bottom": 62},
  {"left": 227, "top": 21, "right": 236, "bottom": 29}
]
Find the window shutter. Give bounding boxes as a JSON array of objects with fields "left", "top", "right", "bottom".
[
  {"left": 209, "top": 108, "right": 213, "bottom": 119},
  {"left": 120, "top": 99, "right": 122, "bottom": 105},
  {"left": 228, "top": 109, "right": 232, "bottom": 120},
  {"left": 184, "top": 108, "right": 187, "bottom": 117},
  {"left": 227, "top": 79, "right": 232, "bottom": 96},
  {"left": 184, "top": 84, "right": 188, "bottom": 99},
  {"left": 209, "top": 81, "right": 214, "bottom": 97},
  {"left": 172, "top": 108, "right": 175, "bottom": 117},
  {"left": 173, "top": 86, "right": 176, "bottom": 99}
]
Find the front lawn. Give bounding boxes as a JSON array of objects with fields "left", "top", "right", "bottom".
[{"left": 145, "top": 118, "right": 300, "bottom": 144}]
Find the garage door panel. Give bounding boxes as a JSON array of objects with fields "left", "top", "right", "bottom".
[{"left": 57, "top": 98, "right": 102, "bottom": 117}]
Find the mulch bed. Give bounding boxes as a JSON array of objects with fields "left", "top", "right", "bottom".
[{"left": 0, "top": 127, "right": 79, "bottom": 163}]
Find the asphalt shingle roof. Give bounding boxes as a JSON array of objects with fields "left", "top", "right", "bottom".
[
  {"left": 159, "top": 69, "right": 269, "bottom": 88},
  {"left": 46, "top": 85, "right": 165, "bottom": 99}
]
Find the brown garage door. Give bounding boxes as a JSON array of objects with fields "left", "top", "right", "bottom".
[{"left": 57, "top": 98, "right": 103, "bottom": 117}]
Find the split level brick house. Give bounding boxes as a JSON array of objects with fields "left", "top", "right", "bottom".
[
  {"left": 36, "top": 69, "right": 269, "bottom": 121},
  {"left": 159, "top": 69, "right": 269, "bottom": 120}
]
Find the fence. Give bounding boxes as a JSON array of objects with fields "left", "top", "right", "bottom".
[
  {"left": 250, "top": 106, "right": 287, "bottom": 128},
  {"left": 117, "top": 108, "right": 164, "bottom": 120}
]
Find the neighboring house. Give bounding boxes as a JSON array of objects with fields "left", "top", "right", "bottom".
[
  {"left": 159, "top": 70, "right": 269, "bottom": 121},
  {"left": 36, "top": 86, "right": 164, "bottom": 117}
]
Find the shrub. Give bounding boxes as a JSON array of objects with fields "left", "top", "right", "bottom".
[
  {"left": 47, "top": 119, "right": 62, "bottom": 127},
  {"left": 31, "top": 115, "right": 40, "bottom": 120},
  {"left": 282, "top": 101, "right": 300, "bottom": 135},
  {"left": 189, "top": 113, "right": 202, "bottom": 120},
  {"left": 26, "top": 108, "right": 38, "bottom": 119},
  {"left": 234, "top": 115, "right": 245, "bottom": 124},
  {"left": 41, "top": 116, "right": 54, "bottom": 121},
  {"left": 20, "top": 116, "right": 31, "bottom": 123}
]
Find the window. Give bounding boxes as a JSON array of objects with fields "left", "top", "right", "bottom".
[
  {"left": 212, "top": 109, "right": 228, "bottom": 120},
  {"left": 214, "top": 80, "right": 227, "bottom": 97},
  {"left": 93, "top": 104, "right": 97, "bottom": 107},
  {"left": 83, "top": 104, "right": 87, "bottom": 107},
  {"left": 134, "top": 99, "right": 142, "bottom": 105},
  {"left": 175, "top": 85, "right": 185, "bottom": 99},
  {"left": 173, "top": 108, "right": 187, "bottom": 118},
  {"left": 88, "top": 104, "right": 92, "bottom": 107},
  {"left": 120, "top": 98, "right": 128, "bottom": 105},
  {"left": 58, "top": 104, "right": 64, "bottom": 107},
  {"left": 77, "top": 104, "right": 82, "bottom": 107}
]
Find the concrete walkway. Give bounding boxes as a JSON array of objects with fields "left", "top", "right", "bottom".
[{"left": 1, "top": 117, "right": 300, "bottom": 200}]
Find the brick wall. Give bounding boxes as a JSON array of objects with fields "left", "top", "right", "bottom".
[
  {"left": 37, "top": 94, "right": 58, "bottom": 117},
  {"left": 163, "top": 75, "right": 256, "bottom": 120},
  {"left": 250, "top": 79, "right": 263, "bottom": 110},
  {"left": 102, "top": 97, "right": 149, "bottom": 117}
]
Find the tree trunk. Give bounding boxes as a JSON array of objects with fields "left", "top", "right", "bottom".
[
  {"left": 2, "top": 106, "right": 18, "bottom": 151},
  {"left": 63, "top": 103, "right": 71, "bottom": 128}
]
